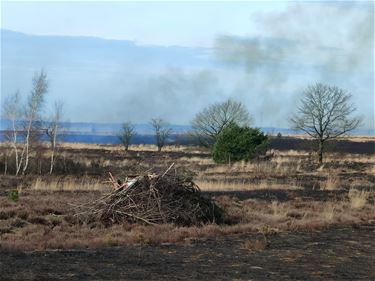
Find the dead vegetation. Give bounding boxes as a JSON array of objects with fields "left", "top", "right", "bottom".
[
  {"left": 348, "top": 188, "right": 371, "bottom": 209},
  {"left": 73, "top": 166, "right": 223, "bottom": 226},
  {"left": 31, "top": 177, "right": 106, "bottom": 191},
  {"left": 0, "top": 186, "right": 373, "bottom": 250},
  {"left": 0, "top": 140, "right": 374, "bottom": 250}
]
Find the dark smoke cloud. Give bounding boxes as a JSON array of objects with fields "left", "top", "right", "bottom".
[
  {"left": 113, "top": 68, "right": 225, "bottom": 125},
  {"left": 2, "top": 2, "right": 373, "bottom": 130},
  {"left": 214, "top": 2, "right": 374, "bottom": 128}
]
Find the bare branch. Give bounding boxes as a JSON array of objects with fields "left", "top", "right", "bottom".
[
  {"left": 191, "top": 99, "right": 251, "bottom": 146},
  {"left": 119, "top": 121, "right": 136, "bottom": 151},
  {"left": 150, "top": 118, "right": 172, "bottom": 152},
  {"left": 290, "top": 83, "right": 361, "bottom": 163}
]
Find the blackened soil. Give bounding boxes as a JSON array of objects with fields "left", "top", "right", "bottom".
[
  {"left": 1, "top": 224, "right": 374, "bottom": 281},
  {"left": 206, "top": 189, "right": 351, "bottom": 202},
  {"left": 270, "top": 138, "right": 375, "bottom": 155}
]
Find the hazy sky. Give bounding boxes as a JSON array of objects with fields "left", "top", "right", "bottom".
[
  {"left": 1, "top": 1, "right": 287, "bottom": 47},
  {"left": 1, "top": 1, "right": 374, "bottom": 129}
]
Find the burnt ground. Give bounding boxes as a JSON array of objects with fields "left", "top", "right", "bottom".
[
  {"left": 1, "top": 224, "right": 374, "bottom": 281},
  {"left": 0, "top": 140, "right": 374, "bottom": 281},
  {"left": 207, "top": 189, "right": 351, "bottom": 202},
  {"left": 270, "top": 137, "right": 375, "bottom": 155}
]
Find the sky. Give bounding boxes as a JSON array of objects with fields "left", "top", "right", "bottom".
[
  {"left": 1, "top": 1, "right": 374, "bottom": 129},
  {"left": 1, "top": 1, "right": 287, "bottom": 47}
]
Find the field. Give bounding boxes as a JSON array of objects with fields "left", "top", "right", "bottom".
[{"left": 0, "top": 137, "right": 374, "bottom": 280}]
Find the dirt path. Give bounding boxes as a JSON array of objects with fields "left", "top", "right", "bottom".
[{"left": 1, "top": 224, "right": 374, "bottom": 281}]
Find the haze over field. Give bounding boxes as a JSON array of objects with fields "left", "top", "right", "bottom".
[{"left": 1, "top": 1, "right": 374, "bottom": 130}]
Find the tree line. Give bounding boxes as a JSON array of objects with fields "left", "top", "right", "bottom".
[
  {"left": 121, "top": 83, "right": 361, "bottom": 164},
  {"left": 2, "top": 69, "right": 362, "bottom": 176},
  {"left": 119, "top": 118, "right": 172, "bottom": 153}
]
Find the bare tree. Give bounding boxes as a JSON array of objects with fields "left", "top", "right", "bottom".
[
  {"left": 20, "top": 70, "right": 48, "bottom": 175},
  {"left": 150, "top": 118, "right": 172, "bottom": 152},
  {"left": 119, "top": 121, "right": 136, "bottom": 151},
  {"left": 191, "top": 99, "right": 251, "bottom": 146},
  {"left": 46, "top": 101, "right": 63, "bottom": 174},
  {"left": 291, "top": 83, "right": 361, "bottom": 164},
  {"left": 1, "top": 91, "right": 22, "bottom": 174}
]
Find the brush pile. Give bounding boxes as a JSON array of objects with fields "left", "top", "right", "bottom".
[{"left": 74, "top": 165, "right": 223, "bottom": 226}]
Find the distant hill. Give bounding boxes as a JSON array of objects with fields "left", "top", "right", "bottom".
[
  {"left": 1, "top": 29, "right": 217, "bottom": 125},
  {"left": 1, "top": 29, "right": 210, "bottom": 70}
]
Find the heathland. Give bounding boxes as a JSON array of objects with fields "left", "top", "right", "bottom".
[{"left": 0, "top": 136, "right": 374, "bottom": 280}]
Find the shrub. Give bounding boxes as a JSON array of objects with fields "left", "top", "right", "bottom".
[
  {"left": 212, "top": 123, "right": 269, "bottom": 163},
  {"left": 7, "top": 190, "right": 19, "bottom": 202}
]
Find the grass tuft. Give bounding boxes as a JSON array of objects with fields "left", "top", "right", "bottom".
[
  {"left": 348, "top": 189, "right": 370, "bottom": 209},
  {"left": 322, "top": 174, "right": 340, "bottom": 190}
]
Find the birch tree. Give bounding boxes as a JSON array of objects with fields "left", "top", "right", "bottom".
[
  {"left": 20, "top": 70, "right": 48, "bottom": 175},
  {"left": 46, "top": 100, "right": 63, "bottom": 174},
  {"left": 1, "top": 91, "right": 22, "bottom": 174}
]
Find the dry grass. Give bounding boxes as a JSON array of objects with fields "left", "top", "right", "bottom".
[
  {"left": 200, "top": 159, "right": 301, "bottom": 179},
  {"left": 321, "top": 174, "right": 340, "bottom": 190},
  {"left": 197, "top": 179, "right": 302, "bottom": 191},
  {"left": 242, "top": 239, "right": 269, "bottom": 251},
  {"left": 129, "top": 144, "right": 204, "bottom": 153},
  {"left": 343, "top": 136, "right": 375, "bottom": 142},
  {"left": 0, "top": 189, "right": 374, "bottom": 250},
  {"left": 270, "top": 201, "right": 289, "bottom": 221},
  {"left": 249, "top": 160, "right": 301, "bottom": 177},
  {"left": 326, "top": 153, "right": 375, "bottom": 164},
  {"left": 60, "top": 142, "right": 123, "bottom": 151},
  {"left": 1, "top": 141, "right": 374, "bottom": 251},
  {"left": 179, "top": 156, "right": 214, "bottom": 165},
  {"left": 321, "top": 205, "right": 335, "bottom": 222},
  {"left": 348, "top": 189, "right": 371, "bottom": 209},
  {"left": 31, "top": 177, "right": 108, "bottom": 191},
  {"left": 271, "top": 150, "right": 375, "bottom": 166},
  {"left": 368, "top": 164, "right": 375, "bottom": 175},
  {"left": 215, "top": 194, "right": 375, "bottom": 232},
  {"left": 275, "top": 149, "right": 310, "bottom": 157},
  {"left": 60, "top": 143, "right": 205, "bottom": 153}
]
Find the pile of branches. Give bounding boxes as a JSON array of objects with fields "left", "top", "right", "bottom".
[{"left": 73, "top": 165, "right": 223, "bottom": 226}]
